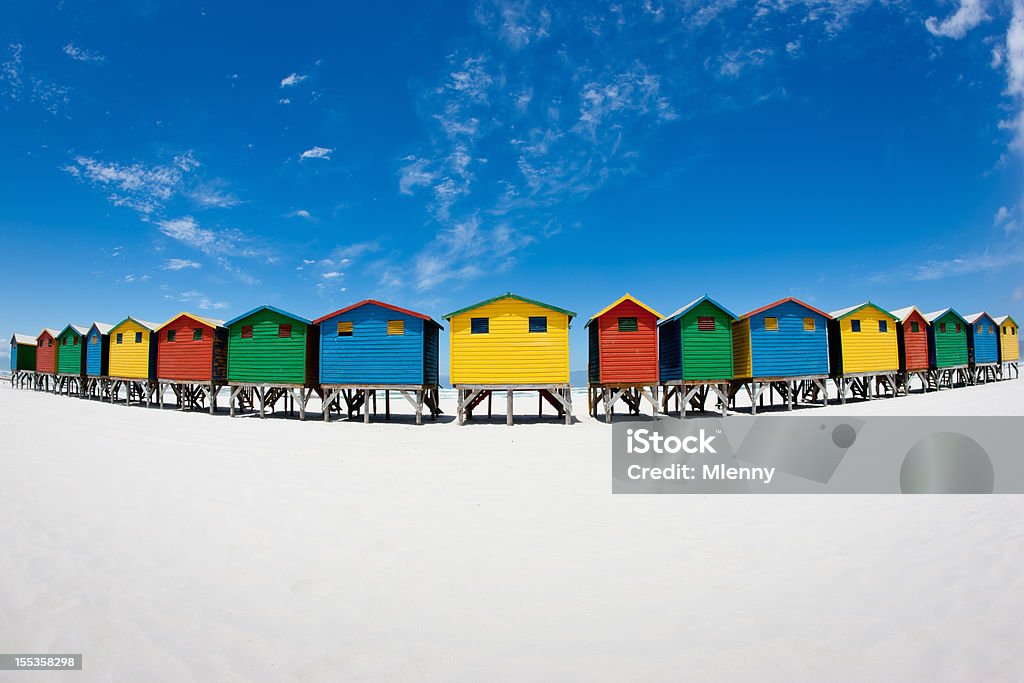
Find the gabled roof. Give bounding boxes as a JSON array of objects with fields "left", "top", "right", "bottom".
[
  {"left": 313, "top": 299, "right": 442, "bottom": 328},
  {"left": 110, "top": 316, "right": 160, "bottom": 332},
  {"left": 889, "top": 306, "right": 926, "bottom": 323},
  {"left": 156, "top": 312, "right": 227, "bottom": 332},
  {"left": 660, "top": 295, "right": 737, "bottom": 325},
  {"left": 10, "top": 333, "right": 37, "bottom": 346},
  {"left": 443, "top": 293, "right": 576, "bottom": 320},
  {"left": 964, "top": 312, "right": 997, "bottom": 325},
  {"left": 739, "top": 297, "right": 830, "bottom": 321},
  {"left": 37, "top": 328, "right": 60, "bottom": 340},
  {"left": 224, "top": 305, "right": 312, "bottom": 328},
  {"left": 585, "top": 293, "right": 662, "bottom": 328},
  {"left": 829, "top": 302, "right": 896, "bottom": 320},
  {"left": 994, "top": 315, "right": 1019, "bottom": 327},
  {"left": 923, "top": 308, "right": 968, "bottom": 325},
  {"left": 57, "top": 324, "right": 90, "bottom": 338},
  {"left": 88, "top": 322, "right": 114, "bottom": 336}
]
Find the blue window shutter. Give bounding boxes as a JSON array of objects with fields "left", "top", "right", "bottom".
[
  {"left": 471, "top": 317, "right": 489, "bottom": 334},
  {"left": 529, "top": 316, "right": 547, "bottom": 333}
]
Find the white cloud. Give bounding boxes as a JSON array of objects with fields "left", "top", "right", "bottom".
[
  {"left": 1005, "top": 0, "right": 1024, "bottom": 149},
  {"left": 413, "top": 216, "right": 530, "bottom": 291},
  {"left": 995, "top": 205, "right": 1021, "bottom": 233},
  {"left": 279, "top": 97, "right": 291, "bottom": 104},
  {"left": 299, "top": 146, "right": 333, "bottom": 160},
  {"left": 63, "top": 43, "right": 106, "bottom": 63},
  {"left": 161, "top": 258, "right": 202, "bottom": 270},
  {"left": 64, "top": 152, "right": 199, "bottom": 215},
  {"left": 187, "top": 181, "right": 241, "bottom": 208},
  {"left": 398, "top": 156, "right": 436, "bottom": 194},
  {"left": 169, "top": 289, "right": 229, "bottom": 310},
  {"left": 925, "top": 0, "right": 990, "bottom": 39},
  {"left": 1, "top": 43, "right": 23, "bottom": 99},
  {"left": 321, "top": 271, "right": 343, "bottom": 279},
  {"left": 287, "top": 209, "right": 313, "bottom": 219},
  {"left": 280, "top": 72, "right": 308, "bottom": 87}
]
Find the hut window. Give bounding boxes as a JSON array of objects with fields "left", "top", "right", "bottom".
[
  {"left": 388, "top": 320, "right": 405, "bottom": 336},
  {"left": 167, "top": 329, "right": 177, "bottom": 342},
  {"left": 910, "top": 321, "right": 920, "bottom": 333},
  {"left": 91, "top": 335, "right": 98, "bottom": 345},
  {"left": 976, "top": 324, "right": 984, "bottom": 334},
  {"left": 278, "top": 324, "right": 292, "bottom": 338},
  {"left": 116, "top": 333, "right": 123, "bottom": 344},
  {"left": 337, "top": 321, "right": 353, "bottom": 337},
  {"left": 764, "top": 317, "right": 779, "bottom": 331},
  {"left": 241, "top": 325, "right": 253, "bottom": 339},
  {"left": 61, "top": 338, "right": 66, "bottom": 346},
  {"left": 851, "top": 320, "right": 861, "bottom": 332},
  {"left": 939, "top": 323, "right": 947, "bottom": 333},
  {"left": 135, "top": 332, "right": 143, "bottom": 344},
  {"left": 878, "top": 320, "right": 887, "bottom": 333},
  {"left": 471, "top": 317, "right": 489, "bottom": 334},
  {"left": 989, "top": 324, "right": 995, "bottom": 334},
  {"left": 803, "top": 318, "right": 816, "bottom": 331},
  {"left": 529, "top": 316, "right": 547, "bottom": 333},
  {"left": 617, "top": 317, "right": 638, "bottom": 332},
  {"left": 193, "top": 328, "right": 203, "bottom": 341},
  {"left": 697, "top": 316, "right": 715, "bottom": 331},
  {"left": 73, "top": 336, "right": 78, "bottom": 346},
  {"left": 955, "top": 323, "right": 961, "bottom": 334}
]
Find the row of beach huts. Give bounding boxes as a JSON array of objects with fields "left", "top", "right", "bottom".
[{"left": 7, "top": 293, "right": 1021, "bottom": 424}]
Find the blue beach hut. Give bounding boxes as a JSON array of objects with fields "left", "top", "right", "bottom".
[{"left": 85, "top": 322, "right": 113, "bottom": 378}]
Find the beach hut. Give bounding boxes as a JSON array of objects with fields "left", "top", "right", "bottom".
[
  {"left": 827, "top": 303, "right": 899, "bottom": 402},
  {"left": 444, "top": 293, "right": 575, "bottom": 425},
  {"left": 55, "top": 324, "right": 90, "bottom": 396},
  {"left": 35, "top": 328, "right": 60, "bottom": 391},
  {"left": 107, "top": 317, "right": 159, "bottom": 406},
  {"left": 313, "top": 299, "right": 442, "bottom": 424},
  {"left": 923, "top": 308, "right": 969, "bottom": 389},
  {"left": 658, "top": 295, "right": 736, "bottom": 417},
  {"left": 155, "top": 313, "right": 228, "bottom": 413},
  {"left": 730, "top": 297, "right": 831, "bottom": 413},
  {"left": 585, "top": 294, "right": 662, "bottom": 421},
  {"left": 8, "top": 334, "right": 36, "bottom": 389},
  {"left": 84, "top": 322, "right": 113, "bottom": 400},
  {"left": 890, "top": 306, "right": 930, "bottom": 393},
  {"left": 224, "top": 305, "right": 321, "bottom": 420},
  {"left": 965, "top": 312, "right": 1000, "bottom": 383},
  {"left": 994, "top": 315, "right": 1019, "bottom": 379}
]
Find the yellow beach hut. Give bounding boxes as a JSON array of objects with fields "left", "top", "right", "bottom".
[
  {"left": 994, "top": 315, "right": 1019, "bottom": 379},
  {"left": 827, "top": 302, "right": 900, "bottom": 402},
  {"left": 444, "top": 292, "right": 575, "bottom": 425},
  {"left": 108, "top": 316, "right": 160, "bottom": 406}
]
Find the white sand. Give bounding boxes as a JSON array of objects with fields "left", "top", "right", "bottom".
[{"left": 1, "top": 379, "right": 1022, "bottom": 682}]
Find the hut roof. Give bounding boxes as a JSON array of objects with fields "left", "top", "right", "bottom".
[
  {"left": 585, "top": 293, "right": 662, "bottom": 328},
  {"left": 964, "top": 312, "right": 996, "bottom": 324},
  {"left": 110, "top": 316, "right": 160, "bottom": 332},
  {"left": 923, "top": 308, "right": 968, "bottom": 325},
  {"left": 660, "top": 295, "right": 737, "bottom": 325},
  {"left": 58, "top": 324, "right": 90, "bottom": 337},
  {"left": 889, "top": 306, "right": 925, "bottom": 322},
  {"left": 994, "top": 315, "right": 1018, "bottom": 326},
  {"left": 10, "top": 333, "right": 37, "bottom": 346},
  {"left": 313, "top": 299, "right": 442, "bottom": 328},
  {"left": 443, "top": 293, "right": 576, "bottom": 321},
  {"left": 224, "top": 305, "right": 311, "bottom": 328},
  {"left": 38, "top": 328, "right": 61, "bottom": 339},
  {"left": 830, "top": 302, "right": 896, "bottom": 320},
  {"left": 739, "top": 297, "right": 830, "bottom": 321},
  {"left": 156, "top": 312, "right": 226, "bottom": 331},
  {"left": 88, "top": 322, "right": 114, "bottom": 335}
]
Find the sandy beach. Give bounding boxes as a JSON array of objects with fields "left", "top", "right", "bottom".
[{"left": 0, "top": 380, "right": 1022, "bottom": 681}]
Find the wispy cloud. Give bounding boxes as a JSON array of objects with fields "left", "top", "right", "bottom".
[
  {"left": 122, "top": 273, "right": 151, "bottom": 284},
  {"left": 299, "top": 146, "right": 333, "bottom": 160},
  {"left": 1, "top": 43, "right": 23, "bottom": 99},
  {"left": 63, "top": 152, "right": 199, "bottom": 215},
  {"left": 995, "top": 204, "right": 1021, "bottom": 233},
  {"left": 280, "top": 72, "right": 308, "bottom": 87},
  {"left": 186, "top": 180, "right": 241, "bottom": 208},
  {"left": 2, "top": 43, "right": 72, "bottom": 114},
  {"left": 287, "top": 209, "right": 313, "bottom": 219},
  {"left": 166, "top": 289, "right": 229, "bottom": 310},
  {"left": 1006, "top": 0, "right": 1024, "bottom": 149},
  {"left": 161, "top": 258, "right": 202, "bottom": 270},
  {"left": 871, "top": 242, "right": 1024, "bottom": 282},
  {"left": 413, "top": 216, "right": 530, "bottom": 291},
  {"left": 63, "top": 42, "right": 106, "bottom": 63},
  {"left": 925, "top": 0, "right": 990, "bottom": 39}
]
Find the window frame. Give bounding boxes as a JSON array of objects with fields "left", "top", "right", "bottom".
[
  {"left": 337, "top": 321, "right": 353, "bottom": 337},
  {"left": 850, "top": 319, "right": 861, "bottom": 333},
  {"left": 167, "top": 329, "right": 177, "bottom": 343},
  {"left": 278, "top": 324, "right": 292, "bottom": 338},
  {"left": 617, "top": 317, "right": 638, "bottom": 333},
  {"left": 387, "top": 320, "right": 405, "bottom": 336},
  {"left": 803, "top": 317, "right": 816, "bottom": 331},
  {"left": 697, "top": 316, "right": 716, "bottom": 332},
  {"left": 878, "top": 320, "right": 888, "bottom": 333},
  {"left": 240, "top": 325, "right": 253, "bottom": 339},
  {"left": 470, "top": 317, "right": 489, "bottom": 334},
  {"left": 528, "top": 316, "right": 548, "bottom": 334},
  {"left": 764, "top": 317, "right": 779, "bottom": 331},
  {"left": 193, "top": 328, "right": 203, "bottom": 341}
]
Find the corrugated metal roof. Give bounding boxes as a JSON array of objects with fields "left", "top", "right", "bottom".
[
  {"left": 10, "top": 333, "right": 37, "bottom": 345},
  {"left": 58, "top": 324, "right": 90, "bottom": 337},
  {"left": 994, "top": 315, "right": 1018, "bottom": 326},
  {"left": 443, "top": 293, "right": 576, "bottom": 320},
  {"left": 585, "top": 293, "right": 662, "bottom": 327},
  {"left": 660, "top": 294, "right": 737, "bottom": 324},
  {"left": 156, "top": 312, "right": 227, "bottom": 331},
  {"left": 224, "top": 305, "right": 312, "bottom": 327},
  {"left": 963, "top": 312, "right": 995, "bottom": 324},
  {"left": 889, "top": 306, "right": 923, "bottom": 322},
  {"left": 923, "top": 308, "right": 968, "bottom": 324},
  {"left": 89, "top": 322, "right": 114, "bottom": 335},
  {"left": 739, "top": 297, "right": 831, "bottom": 321},
  {"left": 313, "top": 299, "right": 441, "bottom": 327},
  {"left": 38, "top": 328, "right": 61, "bottom": 339}
]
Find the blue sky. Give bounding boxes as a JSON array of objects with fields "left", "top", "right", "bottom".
[{"left": 2, "top": 0, "right": 1022, "bottom": 374}]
